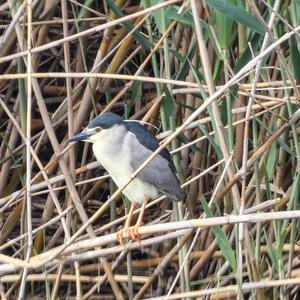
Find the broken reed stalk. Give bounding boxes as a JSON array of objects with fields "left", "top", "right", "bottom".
[{"left": 0, "top": 209, "right": 299, "bottom": 271}]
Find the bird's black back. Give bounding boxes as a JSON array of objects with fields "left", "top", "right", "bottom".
[{"left": 124, "top": 121, "right": 177, "bottom": 174}]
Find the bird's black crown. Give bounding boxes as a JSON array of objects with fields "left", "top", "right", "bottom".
[{"left": 88, "top": 112, "right": 123, "bottom": 129}]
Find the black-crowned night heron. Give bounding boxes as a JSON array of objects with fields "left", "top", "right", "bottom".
[{"left": 69, "top": 112, "right": 182, "bottom": 242}]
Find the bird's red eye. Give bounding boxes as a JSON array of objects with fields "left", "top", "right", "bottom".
[{"left": 95, "top": 127, "right": 101, "bottom": 133}]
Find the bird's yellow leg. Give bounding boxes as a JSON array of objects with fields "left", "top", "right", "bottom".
[
  {"left": 129, "top": 198, "right": 147, "bottom": 240},
  {"left": 116, "top": 202, "right": 136, "bottom": 244}
]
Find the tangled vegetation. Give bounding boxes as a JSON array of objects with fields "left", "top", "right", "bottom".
[{"left": 0, "top": 0, "right": 300, "bottom": 299}]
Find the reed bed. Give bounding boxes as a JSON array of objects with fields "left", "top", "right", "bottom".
[{"left": 0, "top": 0, "right": 300, "bottom": 299}]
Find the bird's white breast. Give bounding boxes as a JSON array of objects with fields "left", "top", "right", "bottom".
[{"left": 92, "top": 124, "right": 158, "bottom": 204}]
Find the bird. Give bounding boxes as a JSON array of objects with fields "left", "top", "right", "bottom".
[{"left": 69, "top": 112, "right": 182, "bottom": 242}]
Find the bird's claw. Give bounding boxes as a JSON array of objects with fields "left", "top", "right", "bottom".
[
  {"left": 115, "top": 225, "right": 141, "bottom": 245},
  {"left": 131, "top": 224, "right": 141, "bottom": 241},
  {"left": 115, "top": 229, "right": 126, "bottom": 245}
]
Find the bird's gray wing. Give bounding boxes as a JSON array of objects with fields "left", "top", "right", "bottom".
[{"left": 125, "top": 131, "right": 182, "bottom": 201}]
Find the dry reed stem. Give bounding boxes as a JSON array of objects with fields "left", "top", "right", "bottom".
[
  {"left": 0, "top": 0, "right": 182, "bottom": 64},
  {"left": 18, "top": 2, "right": 33, "bottom": 297},
  {"left": 145, "top": 277, "right": 300, "bottom": 299},
  {"left": 1, "top": 209, "right": 300, "bottom": 271},
  {"left": 0, "top": 274, "right": 148, "bottom": 284}
]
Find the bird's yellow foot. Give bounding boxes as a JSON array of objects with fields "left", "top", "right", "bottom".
[
  {"left": 115, "top": 227, "right": 128, "bottom": 245},
  {"left": 115, "top": 225, "right": 141, "bottom": 244},
  {"left": 129, "top": 224, "right": 141, "bottom": 241}
]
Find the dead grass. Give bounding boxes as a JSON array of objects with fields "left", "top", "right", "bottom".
[{"left": 0, "top": 0, "right": 300, "bottom": 299}]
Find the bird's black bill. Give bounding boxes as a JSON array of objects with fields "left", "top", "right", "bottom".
[{"left": 68, "top": 131, "right": 93, "bottom": 142}]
